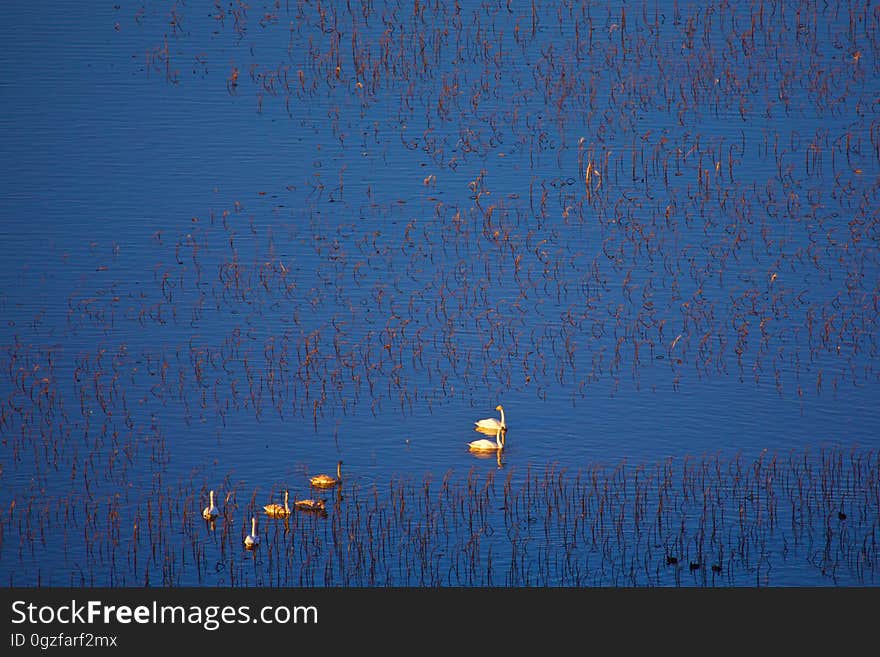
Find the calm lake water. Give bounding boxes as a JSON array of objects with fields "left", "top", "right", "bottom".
[{"left": 0, "top": 1, "right": 878, "bottom": 586}]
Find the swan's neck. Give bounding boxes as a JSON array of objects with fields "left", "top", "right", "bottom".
[
  {"left": 251, "top": 517, "right": 257, "bottom": 535},
  {"left": 209, "top": 490, "right": 214, "bottom": 505},
  {"left": 284, "top": 491, "right": 289, "bottom": 510},
  {"left": 337, "top": 462, "right": 342, "bottom": 479},
  {"left": 499, "top": 407, "right": 506, "bottom": 425}
]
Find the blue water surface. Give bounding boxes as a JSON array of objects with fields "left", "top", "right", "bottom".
[{"left": 0, "top": 1, "right": 877, "bottom": 587}]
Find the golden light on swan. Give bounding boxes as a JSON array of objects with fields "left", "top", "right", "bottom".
[
  {"left": 294, "top": 496, "right": 327, "bottom": 512},
  {"left": 202, "top": 490, "right": 219, "bottom": 520},
  {"left": 474, "top": 404, "right": 506, "bottom": 434},
  {"left": 244, "top": 516, "right": 260, "bottom": 549},
  {"left": 264, "top": 490, "right": 291, "bottom": 518},
  {"left": 310, "top": 460, "right": 343, "bottom": 488},
  {"left": 468, "top": 425, "right": 505, "bottom": 452}
]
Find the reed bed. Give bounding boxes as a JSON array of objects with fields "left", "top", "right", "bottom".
[
  {"left": 1, "top": 447, "right": 877, "bottom": 587},
  {"left": 33, "top": 0, "right": 874, "bottom": 422}
]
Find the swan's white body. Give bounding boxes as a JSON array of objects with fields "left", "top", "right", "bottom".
[
  {"left": 244, "top": 516, "right": 260, "bottom": 549},
  {"left": 310, "top": 461, "right": 343, "bottom": 488},
  {"left": 202, "top": 490, "right": 219, "bottom": 520},
  {"left": 264, "top": 490, "right": 291, "bottom": 518},
  {"left": 475, "top": 404, "right": 506, "bottom": 432},
  {"left": 468, "top": 426, "right": 505, "bottom": 452}
]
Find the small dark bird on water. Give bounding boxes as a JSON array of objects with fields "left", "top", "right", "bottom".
[{"left": 666, "top": 555, "right": 678, "bottom": 566}]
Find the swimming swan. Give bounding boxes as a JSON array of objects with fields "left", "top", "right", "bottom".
[
  {"left": 310, "top": 461, "right": 343, "bottom": 488},
  {"left": 468, "top": 425, "right": 505, "bottom": 452},
  {"left": 202, "top": 490, "right": 219, "bottom": 520},
  {"left": 244, "top": 516, "right": 260, "bottom": 549},
  {"left": 264, "top": 490, "right": 291, "bottom": 518},
  {"left": 294, "top": 496, "right": 327, "bottom": 512},
  {"left": 474, "top": 404, "right": 506, "bottom": 433}
]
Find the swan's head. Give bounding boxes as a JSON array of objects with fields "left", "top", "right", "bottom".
[{"left": 495, "top": 404, "right": 503, "bottom": 411}]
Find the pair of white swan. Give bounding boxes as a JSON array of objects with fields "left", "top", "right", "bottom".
[{"left": 470, "top": 404, "right": 507, "bottom": 451}]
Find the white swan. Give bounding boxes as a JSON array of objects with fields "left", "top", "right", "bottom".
[
  {"left": 468, "top": 425, "right": 505, "bottom": 452},
  {"left": 244, "top": 516, "right": 260, "bottom": 549},
  {"left": 202, "top": 490, "right": 219, "bottom": 520},
  {"left": 310, "top": 461, "right": 343, "bottom": 488},
  {"left": 474, "top": 404, "right": 506, "bottom": 432},
  {"left": 264, "top": 490, "right": 291, "bottom": 518}
]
